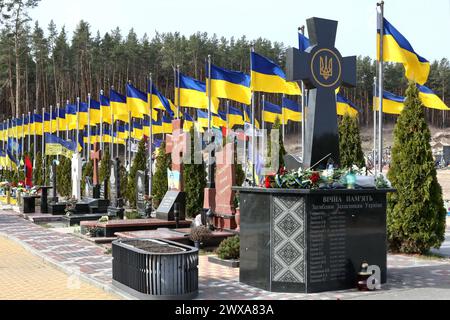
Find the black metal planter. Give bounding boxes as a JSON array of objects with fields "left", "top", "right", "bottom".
[{"left": 112, "top": 239, "right": 199, "bottom": 300}]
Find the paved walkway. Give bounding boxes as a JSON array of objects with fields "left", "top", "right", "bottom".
[
  {"left": 1, "top": 208, "right": 450, "bottom": 300},
  {"left": 0, "top": 236, "right": 119, "bottom": 300}
]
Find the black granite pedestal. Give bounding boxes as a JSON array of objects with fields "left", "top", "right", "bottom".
[
  {"left": 21, "top": 195, "right": 40, "bottom": 214},
  {"left": 48, "top": 202, "right": 67, "bottom": 215},
  {"left": 39, "top": 187, "right": 53, "bottom": 214},
  {"left": 234, "top": 187, "right": 394, "bottom": 294}
]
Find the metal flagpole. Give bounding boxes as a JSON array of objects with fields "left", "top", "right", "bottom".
[
  {"left": 282, "top": 94, "right": 286, "bottom": 144},
  {"left": 373, "top": 77, "right": 378, "bottom": 176},
  {"left": 76, "top": 97, "right": 80, "bottom": 160},
  {"left": 119, "top": 120, "right": 122, "bottom": 164},
  {"left": 299, "top": 26, "right": 307, "bottom": 163},
  {"left": 33, "top": 110, "right": 36, "bottom": 167},
  {"left": 100, "top": 90, "right": 104, "bottom": 151},
  {"left": 56, "top": 103, "right": 60, "bottom": 139},
  {"left": 88, "top": 93, "right": 91, "bottom": 159},
  {"left": 262, "top": 94, "right": 265, "bottom": 154},
  {"left": 127, "top": 82, "right": 132, "bottom": 171},
  {"left": 149, "top": 73, "right": 153, "bottom": 197},
  {"left": 66, "top": 101, "right": 69, "bottom": 141},
  {"left": 42, "top": 107, "right": 45, "bottom": 184},
  {"left": 226, "top": 100, "right": 230, "bottom": 130},
  {"left": 177, "top": 65, "right": 181, "bottom": 120},
  {"left": 111, "top": 98, "right": 114, "bottom": 161},
  {"left": 7, "top": 119, "right": 11, "bottom": 171},
  {"left": 21, "top": 114, "right": 25, "bottom": 158},
  {"left": 28, "top": 112, "right": 31, "bottom": 153},
  {"left": 250, "top": 47, "right": 256, "bottom": 186},
  {"left": 377, "top": 1, "right": 385, "bottom": 174},
  {"left": 207, "top": 55, "right": 214, "bottom": 188}
]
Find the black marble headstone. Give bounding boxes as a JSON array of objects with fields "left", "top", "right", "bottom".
[
  {"left": 50, "top": 162, "right": 58, "bottom": 204},
  {"left": 287, "top": 17, "right": 356, "bottom": 169},
  {"left": 156, "top": 191, "right": 186, "bottom": 221}
]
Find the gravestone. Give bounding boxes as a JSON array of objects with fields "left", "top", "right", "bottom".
[
  {"left": 287, "top": 17, "right": 356, "bottom": 169},
  {"left": 214, "top": 143, "right": 237, "bottom": 230},
  {"left": 108, "top": 158, "right": 124, "bottom": 219},
  {"left": 157, "top": 119, "right": 186, "bottom": 221},
  {"left": 90, "top": 143, "right": 102, "bottom": 199},
  {"left": 443, "top": 146, "right": 450, "bottom": 166},
  {"left": 136, "top": 170, "right": 150, "bottom": 218},
  {"left": 85, "top": 177, "right": 94, "bottom": 199},
  {"left": 72, "top": 153, "right": 82, "bottom": 200},
  {"left": 100, "top": 178, "right": 108, "bottom": 200},
  {"left": 49, "top": 161, "right": 58, "bottom": 204}
]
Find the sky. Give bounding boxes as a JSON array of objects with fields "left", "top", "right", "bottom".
[{"left": 30, "top": 0, "right": 450, "bottom": 61}]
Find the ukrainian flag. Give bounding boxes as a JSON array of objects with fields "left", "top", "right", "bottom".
[
  {"left": 228, "top": 106, "right": 244, "bottom": 129},
  {"left": 58, "top": 108, "right": 67, "bottom": 129},
  {"left": 116, "top": 124, "right": 128, "bottom": 141},
  {"left": 45, "top": 133, "right": 77, "bottom": 159},
  {"left": 299, "top": 33, "right": 311, "bottom": 52},
  {"left": 378, "top": 18, "right": 430, "bottom": 85},
  {"left": 417, "top": 85, "right": 449, "bottom": 111},
  {"left": 282, "top": 97, "right": 302, "bottom": 123},
  {"left": 374, "top": 90, "right": 405, "bottom": 115},
  {"left": 132, "top": 120, "right": 144, "bottom": 140},
  {"left": 263, "top": 101, "right": 282, "bottom": 124},
  {"left": 162, "top": 116, "right": 173, "bottom": 134},
  {"left": 6, "top": 148, "right": 18, "bottom": 170},
  {"left": 110, "top": 89, "right": 129, "bottom": 123},
  {"left": 216, "top": 112, "right": 227, "bottom": 128},
  {"left": 50, "top": 111, "right": 58, "bottom": 132},
  {"left": 183, "top": 113, "right": 195, "bottom": 132},
  {"left": 151, "top": 119, "right": 164, "bottom": 135},
  {"left": 148, "top": 84, "right": 175, "bottom": 119},
  {"left": 197, "top": 110, "right": 209, "bottom": 128},
  {"left": 44, "top": 113, "right": 51, "bottom": 133},
  {"left": 337, "top": 94, "right": 360, "bottom": 117},
  {"left": 16, "top": 118, "right": 23, "bottom": 137},
  {"left": 100, "top": 94, "right": 112, "bottom": 124},
  {"left": 196, "top": 110, "right": 225, "bottom": 129},
  {"left": 126, "top": 83, "right": 148, "bottom": 119},
  {"left": 33, "top": 114, "right": 43, "bottom": 135},
  {"left": 78, "top": 102, "right": 89, "bottom": 128},
  {"left": 251, "top": 52, "right": 301, "bottom": 95},
  {"left": 177, "top": 73, "right": 220, "bottom": 113},
  {"left": 207, "top": 64, "right": 251, "bottom": 105},
  {"left": 243, "top": 105, "right": 261, "bottom": 129},
  {"left": 23, "top": 118, "right": 29, "bottom": 136},
  {"left": 89, "top": 99, "right": 102, "bottom": 125},
  {"left": 0, "top": 150, "right": 7, "bottom": 168},
  {"left": 103, "top": 127, "right": 113, "bottom": 144},
  {"left": 66, "top": 104, "right": 78, "bottom": 130},
  {"left": 83, "top": 127, "right": 99, "bottom": 144}
]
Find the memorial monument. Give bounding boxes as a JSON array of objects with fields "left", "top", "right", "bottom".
[{"left": 235, "top": 17, "right": 394, "bottom": 294}]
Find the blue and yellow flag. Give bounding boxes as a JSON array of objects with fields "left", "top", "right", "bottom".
[
  {"left": 183, "top": 113, "right": 195, "bottom": 132},
  {"left": 207, "top": 64, "right": 251, "bottom": 105},
  {"left": 228, "top": 106, "right": 245, "bottom": 129},
  {"left": 151, "top": 119, "right": 164, "bottom": 135},
  {"left": 127, "top": 83, "right": 148, "bottom": 119},
  {"left": 89, "top": 99, "right": 102, "bottom": 125},
  {"left": 417, "top": 85, "right": 449, "bottom": 111},
  {"left": 378, "top": 18, "right": 430, "bottom": 85},
  {"left": 116, "top": 124, "right": 128, "bottom": 141},
  {"left": 243, "top": 105, "right": 261, "bottom": 129},
  {"left": 337, "top": 94, "right": 360, "bottom": 117},
  {"left": 78, "top": 102, "right": 89, "bottom": 128},
  {"left": 282, "top": 97, "right": 302, "bottom": 123},
  {"left": 0, "top": 150, "right": 7, "bottom": 168},
  {"left": 251, "top": 52, "right": 301, "bottom": 95},
  {"left": 33, "top": 114, "right": 43, "bottom": 135},
  {"left": 162, "top": 116, "right": 173, "bottom": 134},
  {"left": 6, "top": 147, "right": 18, "bottom": 170},
  {"left": 148, "top": 83, "right": 175, "bottom": 119},
  {"left": 176, "top": 73, "right": 220, "bottom": 113},
  {"left": 110, "top": 89, "right": 130, "bottom": 123},
  {"left": 45, "top": 133, "right": 78, "bottom": 158},
  {"left": 132, "top": 120, "right": 144, "bottom": 140},
  {"left": 374, "top": 90, "right": 405, "bottom": 115},
  {"left": 263, "top": 101, "right": 282, "bottom": 124},
  {"left": 66, "top": 104, "right": 78, "bottom": 130},
  {"left": 44, "top": 113, "right": 52, "bottom": 133},
  {"left": 100, "top": 94, "right": 112, "bottom": 124},
  {"left": 58, "top": 108, "right": 67, "bottom": 129}
]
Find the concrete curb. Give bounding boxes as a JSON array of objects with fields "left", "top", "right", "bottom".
[{"left": 0, "top": 229, "right": 136, "bottom": 300}]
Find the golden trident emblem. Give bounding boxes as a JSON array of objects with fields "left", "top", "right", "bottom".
[{"left": 320, "top": 56, "right": 333, "bottom": 80}]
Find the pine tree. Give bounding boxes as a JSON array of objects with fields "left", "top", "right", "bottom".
[
  {"left": 184, "top": 129, "right": 206, "bottom": 218},
  {"left": 387, "top": 82, "right": 447, "bottom": 254},
  {"left": 339, "top": 113, "right": 366, "bottom": 169},
  {"left": 33, "top": 151, "right": 43, "bottom": 186},
  {"left": 152, "top": 142, "right": 171, "bottom": 208},
  {"left": 126, "top": 139, "right": 147, "bottom": 208},
  {"left": 57, "top": 156, "right": 71, "bottom": 198}
]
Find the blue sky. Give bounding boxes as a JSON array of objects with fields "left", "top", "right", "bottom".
[{"left": 31, "top": 0, "right": 450, "bottom": 61}]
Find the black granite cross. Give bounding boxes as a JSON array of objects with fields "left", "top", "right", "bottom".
[{"left": 287, "top": 17, "right": 356, "bottom": 169}]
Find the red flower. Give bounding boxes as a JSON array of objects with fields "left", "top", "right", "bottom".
[
  {"left": 310, "top": 172, "right": 320, "bottom": 184},
  {"left": 265, "top": 176, "right": 272, "bottom": 188}
]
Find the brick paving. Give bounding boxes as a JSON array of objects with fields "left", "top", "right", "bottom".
[{"left": 1, "top": 208, "right": 450, "bottom": 300}]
